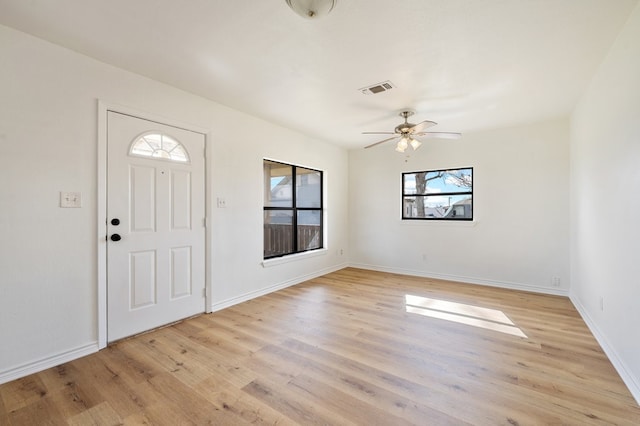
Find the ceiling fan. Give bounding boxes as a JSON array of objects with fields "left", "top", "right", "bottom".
[{"left": 363, "top": 110, "right": 461, "bottom": 152}]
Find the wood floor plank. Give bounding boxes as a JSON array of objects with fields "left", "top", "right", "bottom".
[
  {"left": 5, "top": 394, "right": 67, "bottom": 426},
  {"left": 0, "top": 391, "right": 8, "bottom": 426},
  {"left": 193, "top": 376, "right": 301, "bottom": 425},
  {"left": 1, "top": 267, "right": 639, "bottom": 424},
  {"left": 66, "top": 401, "right": 122, "bottom": 426},
  {"left": 279, "top": 335, "right": 546, "bottom": 425},
  {"left": 0, "top": 374, "right": 48, "bottom": 413},
  {"left": 242, "top": 377, "right": 358, "bottom": 426},
  {"left": 73, "top": 352, "right": 151, "bottom": 419},
  {"left": 252, "top": 342, "right": 471, "bottom": 425}
]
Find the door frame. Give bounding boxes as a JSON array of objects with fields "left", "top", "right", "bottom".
[{"left": 97, "top": 100, "right": 212, "bottom": 349}]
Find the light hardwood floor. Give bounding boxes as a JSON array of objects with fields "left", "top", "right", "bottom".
[{"left": 1, "top": 268, "right": 639, "bottom": 425}]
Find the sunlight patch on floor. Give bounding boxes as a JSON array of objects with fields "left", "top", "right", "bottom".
[{"left": 405, "top": 294, "right": 527, "bottom": 338}]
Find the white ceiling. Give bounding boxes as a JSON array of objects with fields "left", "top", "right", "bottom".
[{"left": 0, "top": 0, "right": 637, "bottom": 149}]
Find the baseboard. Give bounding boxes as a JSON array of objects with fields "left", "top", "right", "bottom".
[
  {"left": 349, "top": 262, "right": 569, "bottom": 297},
  {"left": 209, "top": 262, "right": 348, "bottom": 312},
  {"left": 0, "top": 342, "right": 99, "bottom": 385},
  {"left": 570, "top": 294, "right": 640, "bottom": 405}
]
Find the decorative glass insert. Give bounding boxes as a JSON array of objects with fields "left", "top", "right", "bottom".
[{"left": 130, "top": 133, "right": 189, "bottom": 163}]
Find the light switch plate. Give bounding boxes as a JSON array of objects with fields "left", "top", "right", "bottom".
[{"left": 60, "top": 191, "right": 82, "bottom": 208}]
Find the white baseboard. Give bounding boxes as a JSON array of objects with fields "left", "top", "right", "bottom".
[
  {"left": 570, "top": 295, "right": 640, "bottom": 405},
  {"left": 210, "top": 262, "right": 348, "bottom": 312},
  {"left": 349, "top": 263, "right": 569, "bottom": 297},
  {"left": 0, "top": 342, "right": 99, "bottom": 385}
]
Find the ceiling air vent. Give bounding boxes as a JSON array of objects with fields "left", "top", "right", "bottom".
[{"left": 359, "top": 80, "right": 395, "bottom": 95}]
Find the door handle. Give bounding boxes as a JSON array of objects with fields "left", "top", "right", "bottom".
[
  {"left": 110, "top": 234, "right": 122, "bottom": 242},
  {"left": 111, "top": 218, "right": 120, "bottom": 226}
]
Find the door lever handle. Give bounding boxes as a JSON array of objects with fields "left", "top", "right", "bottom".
[{"left": 110, "top": 234, "right": 122, "bottom": 242}]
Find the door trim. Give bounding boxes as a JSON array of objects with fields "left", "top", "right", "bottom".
[{"left": 97, "top": 100, "right": 211, "bottom": 348}]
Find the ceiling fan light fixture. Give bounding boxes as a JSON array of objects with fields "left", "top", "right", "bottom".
[
  {"left": 409, "top": 138, "right": 422, "bottom": 150},
  {"left": 285, "top": 0, "right": 337, "bottom": 19},
  {"left": 396, "top": 137, "right": 409, "bottom": 153}
]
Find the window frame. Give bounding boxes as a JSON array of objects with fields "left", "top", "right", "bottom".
[
  {"left": 263, "top": 159, "right": 324, "bottom": 259},
  {"left": 401, "top": 167, "right": 473, "bottom": 221}
]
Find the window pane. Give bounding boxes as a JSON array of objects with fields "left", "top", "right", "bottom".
[
  {"left": 403, "top": 194, "right": 472, "bottom": 219},
  {"left": 297, "top": 210, "right": 321, "bottom": 250},
  {"left": 296, "top": 167, "right": 321, "bottom": 208},
  {"left": 162, "top": 135, "right": 189, "bottom": 162},
  {"left": 443, "top": 197, "right": 472, "bottom": 219},
  {"left": 264, "top": 210, "right": 293, "bottom": 257},
  {"left": 404, "top": 169, "right": 472, "bottom": 195},
  {"left": 142, "top": 134, "right": 161, "bottom": 151},
  {"left": 264, "top": 161, "right": 293, "bottom": 207},
  {"left": 161, "top": 135, "right": 178, "bottom": 152}
]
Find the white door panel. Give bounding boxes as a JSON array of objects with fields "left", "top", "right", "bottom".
[{"left": 107, "top": 111, "right": 205, "bottom": 342}]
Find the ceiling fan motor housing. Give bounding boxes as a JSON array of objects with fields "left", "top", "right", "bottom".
[{"left": 395, "top": 123, "right": 415, "bottom": 134}]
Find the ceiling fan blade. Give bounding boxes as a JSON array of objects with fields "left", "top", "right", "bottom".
[
  {"left": 364, "top": 135, "right": 400, "bottom": 149},
  {"left": 362, "top": 131, "right": 396, "bottom": 135},
  {"left": 408, "top": 120, "right": 437, "bottom": 134},
  {"left": 415, "top": 132, "right": 462, "bottom": 139}
]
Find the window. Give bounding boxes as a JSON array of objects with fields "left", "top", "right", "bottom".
[
  {"left": 264, "top": 160, "right": 323, "bottom": 259},
  {"left": 402, "top": 167, "right": 473, "bottom": 220},
  {"left": 130, "top": 132, "right": 189, "bottom": 163}
]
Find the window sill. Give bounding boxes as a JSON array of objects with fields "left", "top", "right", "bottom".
[
  {"left": 399, "top": 219, "right": 478, "bottom": 227},
  {"left": 262, "top": 248, "right": 328, "bottom": 268}
]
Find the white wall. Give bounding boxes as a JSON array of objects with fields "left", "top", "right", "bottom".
[
  {"left": 0, "top": 24, "right": 349, "bottom": 382},
  {"left": 570, "top": 4, "right": 640, "bottom": 401},
  {"left": 349, "top": 118, "right": 570, "bottom": 294}
]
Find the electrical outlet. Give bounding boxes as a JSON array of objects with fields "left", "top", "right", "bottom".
[
  {"left": 216, "top": 197, "right": 226, "bottom": 208},
  {"left": 552, "top": 276, "right": 560, "bottom": 287},
  {"left": 600, "top": 297, "right": 604, "bottom": 312},
  {"left": 60, "top": 191, "right": 81, "bottom": 208}
]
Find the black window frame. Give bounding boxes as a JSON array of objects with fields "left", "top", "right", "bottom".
[
  {"left": 263, "top": 159, "right": 324, "bottom": 259},
  {"left": 402, "top": 167, "right": 473, "bottom": 221}
]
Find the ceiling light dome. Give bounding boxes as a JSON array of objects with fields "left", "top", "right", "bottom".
[{"left": 285, "top": 0, "right": 337, "bottom": 19}]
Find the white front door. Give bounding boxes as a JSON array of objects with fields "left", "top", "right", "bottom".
[{"left": 107, "top": 111, "right": 206, "bottom": 342}]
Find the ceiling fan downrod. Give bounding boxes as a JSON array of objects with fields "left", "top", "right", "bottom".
[{"left": 396, "top": 110, "right": 415, "bottom": 134}]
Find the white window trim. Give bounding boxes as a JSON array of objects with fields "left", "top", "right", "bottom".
[
  {"left": 261, "top": 247, "right": 328, "bottom": 268},
  {"left": 399, "top": 219, "right": 478, "bottom": 227}
]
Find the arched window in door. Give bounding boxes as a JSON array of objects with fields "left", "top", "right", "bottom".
[{"left": 130, "top": 132, "right": 190, "bottom": 163}]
